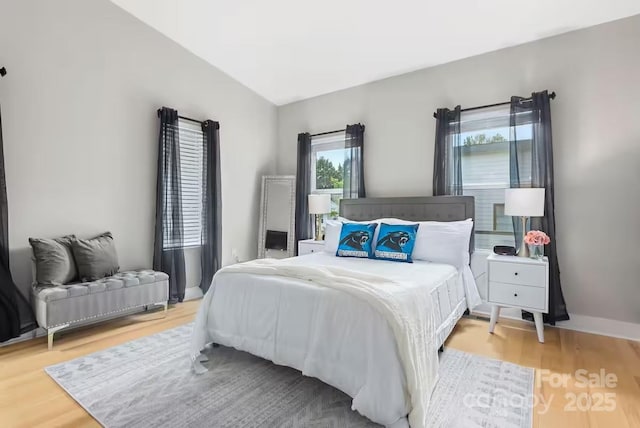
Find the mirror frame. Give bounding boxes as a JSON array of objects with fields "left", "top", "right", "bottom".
[{"left": 257, "top": 175, "right": 296, "bottom": 259}]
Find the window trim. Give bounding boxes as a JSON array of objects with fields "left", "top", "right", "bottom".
[
  {"left": 492, "top": 203, "right": 516, "bottom": 235},
  {"left": 310, "top": 131, "right": 347, "bottom": 195},
  {"left": 457, "top": 107, "right": 534, "bottom": 250}
]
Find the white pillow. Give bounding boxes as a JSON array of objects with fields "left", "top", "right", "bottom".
[
  {"left": 337, "top": 216, "right": 371, "bottom": 224},
  {"left": 323, "top": 220, "right": 343, "bottom": 254},
  {"left": 338, "top": 217, "right": 473, "bottom": 267},
  {"left": 412, "top": 219, "right": 473, "bottom": 268},
  {"left": 330, "top": 217, "right": 473, "bottom": 268}
]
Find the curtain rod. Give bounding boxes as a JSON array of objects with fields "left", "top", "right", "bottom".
[
  {"left": 178, "top": 115, "right": 204, "bottom": 125},
  {"left": 311, "top": 128, "right": 345, "bottom": 137},
  {"left": 432, "top": 91, "right": 556, "bottom": 118},
  {"left": 156, "top": 108, "right": 204, "bottom": 125}
]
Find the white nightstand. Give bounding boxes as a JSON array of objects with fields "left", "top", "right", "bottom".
[
  {"left": 487, "top": 253, "right": 549, "bottom": 343},
  {"left": 298, "top": 239, "right": 325, "bottom": 256}
]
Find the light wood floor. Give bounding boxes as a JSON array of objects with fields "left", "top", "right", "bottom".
[{"left": 1, "top": 300, "right": 638, "bottom": 428}]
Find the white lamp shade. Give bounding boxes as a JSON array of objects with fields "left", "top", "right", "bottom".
[
  {"left": 504, "top": 188, "right": 545, "bottom": 217},
  {"left": 308, "top": 194, "right": 331, "bottom": 214}
]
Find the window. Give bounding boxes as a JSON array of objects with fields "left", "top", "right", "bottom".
[
  {"left": 492, "top": 204, "right": 512, "bottom": 232},
  {"left": 164, "top": 119, "right": 204, "bottom": 248},
  {"left": 459, "top": 105, "right": 532, "bottom": 249},
  {"left": 310, "top": 131, "right": 348, "bottom": 217}
]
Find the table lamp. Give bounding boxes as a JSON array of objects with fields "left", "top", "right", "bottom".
[
  {"left": 308, "top": 194, "right": 331, "bottom": 241},
  {"left": 504, "top": 188, "right": 545, "bottom": 258}
]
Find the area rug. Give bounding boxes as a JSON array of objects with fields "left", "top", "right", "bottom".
[{"left": 45, "top": 323, "right": 534, "bottom": 427}]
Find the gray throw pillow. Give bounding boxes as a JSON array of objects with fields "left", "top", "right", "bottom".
[
  {"left": 29, "top": 235, "right": 78, "bottom": 285},
  {"left": 71, "top": 232, "right": 120, "bottom": 281}
]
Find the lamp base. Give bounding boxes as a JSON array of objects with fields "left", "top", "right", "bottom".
[
  {"left": 517, "top": 216, "right": 529, "bottom": 258},
  {"left": 314, "top": 214, "right": 323, "bottom": 241}
]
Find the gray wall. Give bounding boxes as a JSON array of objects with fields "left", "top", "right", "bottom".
[
  {"left": 277, "top": 15, "right": 640, "bottom": 323},
  {"left": 0, "top": 0, "right": 277, "bottom": 297}
]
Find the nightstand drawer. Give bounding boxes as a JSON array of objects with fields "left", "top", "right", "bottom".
[
  {"left": 489, "top": 262, "right": 545, "bottom": 288},
  {"left": 489, "top": 282, "right": 546, "bottom": 311},
  {"left": 300, "top": 245, "right": 320, "bottom": 254},
  {"left": 298, "top": 240, "right": 325, "bottom": 256}
]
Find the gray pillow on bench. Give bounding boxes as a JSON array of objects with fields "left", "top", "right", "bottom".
[
  {"left": 71, "top": 232, "right": 120, "bottom": 281},
  {"left": 29, "top": 235, "right": 78, "bottom": 285}
]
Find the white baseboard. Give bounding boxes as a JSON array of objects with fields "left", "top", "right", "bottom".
[
  {"left": 554, "top": 314, "right": 640, "bottom": 342},
  {"left": 472, "top": 305, "right": 640, "bottom": 342}
]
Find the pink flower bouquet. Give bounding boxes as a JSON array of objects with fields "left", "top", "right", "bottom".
[{"left": 524, "top": 230, "right": 550, "bottom": 246}]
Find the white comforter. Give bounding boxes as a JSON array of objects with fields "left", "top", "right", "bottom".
[{"left": 190, "top": 254, "right": 479, "bottom": 427}]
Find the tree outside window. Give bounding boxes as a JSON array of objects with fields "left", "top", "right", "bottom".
[{"left": 315, "top": 156, "right": 344, "bottom": 190}]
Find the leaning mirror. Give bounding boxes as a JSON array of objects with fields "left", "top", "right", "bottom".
[{"left": 258, "top": 175, "right": 296, "bottom": 259}]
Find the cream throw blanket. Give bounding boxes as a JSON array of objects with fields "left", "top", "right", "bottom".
[{"left": 191, "top": 259, "right": 440, "bottom": 428}]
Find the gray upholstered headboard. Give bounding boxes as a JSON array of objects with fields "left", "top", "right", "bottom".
[{"left": 340, "top": 196, "right": 475, "bottom": 253}]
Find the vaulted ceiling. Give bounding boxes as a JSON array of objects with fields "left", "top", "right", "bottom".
[{"left": 111, "top": 0, "right": 640, "bottom": 105}]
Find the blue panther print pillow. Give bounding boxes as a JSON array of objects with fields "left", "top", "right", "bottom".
[
  {"left": 336, "top": 222, "right": 377, "bottom": 258},
  {"left": 374, "top": 223, "right": 419, "bottom": 263}
]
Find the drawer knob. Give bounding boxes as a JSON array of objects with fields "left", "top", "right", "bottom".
[
  {"left": 514, "top": 272, "right": 519, "bottom": 276},
  {"left": 514, "top": 293, "right": 518, "bottom": 297}
]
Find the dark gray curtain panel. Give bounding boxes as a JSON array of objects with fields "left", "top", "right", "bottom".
[
  {"left": 200, "top": 120, "right": 221, "bottom": 294},
  {"left": 0, "top": 107, "right": 9, "bottom": 272},
  {"left": 0, "top": 105, "right": 36, "bottom": 341},
  {"left": 294, "top": 132, "right": 312, "bottom": 253},
  {"left": 433, "top": 106, "right": 462, "bottom": 196},
  {"left": 154, "top": 107, "right": 186, "bottom": 303},
  {"left": 344, "top": 124, "right": 366, "bottom": 198},
  {"left": 509, "top": 96, "right": 533, "bottom": 249},
  {"left": 510, "top": 91, "right": 569, "bottom": 324}
]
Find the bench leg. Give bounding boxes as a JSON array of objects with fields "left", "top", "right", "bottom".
[
  {"left": 47, "top": 324, "right": 69, "bottom": 350},
  {"left": 159, "top": 301, "right": 168, "bottom": 317}
]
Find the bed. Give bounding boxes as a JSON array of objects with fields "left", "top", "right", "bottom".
[{"left": 191, "top": 196, "right": 480, "bottom": 428}]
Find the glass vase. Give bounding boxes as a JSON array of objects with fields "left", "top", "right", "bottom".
[{"left": 528, "top": 244, "right": 544, "bottom": 260}]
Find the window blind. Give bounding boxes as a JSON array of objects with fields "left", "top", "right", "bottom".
[{"left": 163, "top": 119, "right": 204, "bottom": 248}]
